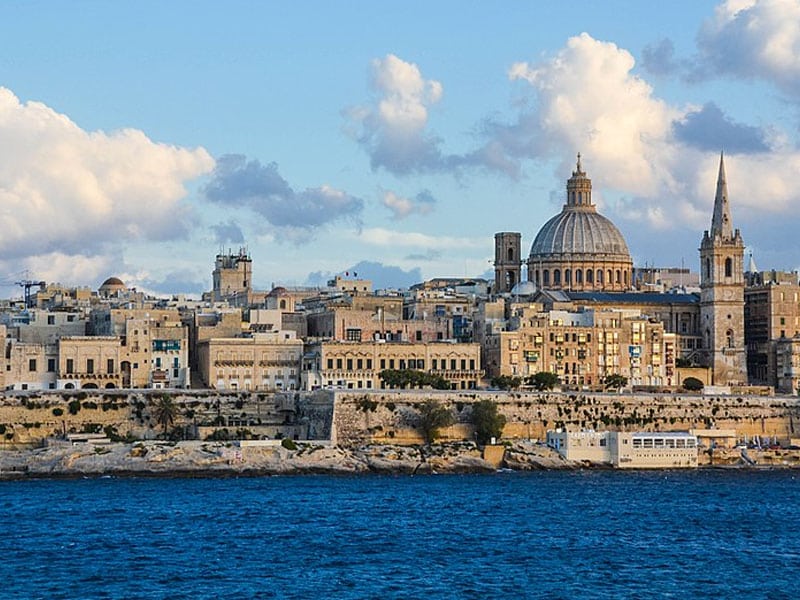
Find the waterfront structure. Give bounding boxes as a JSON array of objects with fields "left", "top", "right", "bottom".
[
  {"left": 699, "top": 153, "right": 747, "bottom": 385},
  {"left": 526, "top": 155, "right": 634, "bottom": 292},
  {"left": 57, "top": 336, "right": 122, "bottom": 389},
  {"left": 302, "top": 341, "right": 483, "bottom": 390},
  {"left": 546, "top": 428, "right": 698, "bottom": 468}
]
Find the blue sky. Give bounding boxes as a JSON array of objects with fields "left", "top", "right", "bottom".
[{"left": 0, "top": 0, "right": 798, "bottom": 296}]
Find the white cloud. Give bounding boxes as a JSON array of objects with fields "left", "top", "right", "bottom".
[
  {"left": 697, "top": 0, "right": 800, "bottom": 96},
  {"left": 355, "top": 227, "right": 484, "bottom": 250},
  {"left": 347, "top": 54, "right": 446, "bottom": 174},
  {"left": 504, "top": 32, "right": 800, "bottom": 234},
  {"left": 0, "top": 87, "right": 214, "bottom": 281}
]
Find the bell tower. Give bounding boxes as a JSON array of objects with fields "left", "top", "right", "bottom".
[
  {"left": 494, "top": 232, "right": 522, "bottom": 294},
  {"left": 699, "top": 153, "right": 747, "bottom": 385}
]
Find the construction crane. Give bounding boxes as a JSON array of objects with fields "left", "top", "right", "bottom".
[{"left": 15, "top": 279, "right": 46, "bottom": 309}]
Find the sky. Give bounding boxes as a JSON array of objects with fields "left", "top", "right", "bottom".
[{"left": 0, "top": 0, "right": 799, "bottom": 297}]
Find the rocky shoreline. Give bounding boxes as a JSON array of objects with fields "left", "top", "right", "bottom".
[{"left": 1, "top": 439, "right": 797, "bottom": 480}]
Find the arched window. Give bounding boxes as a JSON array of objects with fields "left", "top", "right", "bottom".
[
  {"left": 615, "top": 270, "right": 621, "bottom": 284},
  {"left": 726, "top": 329, "right": 734, "bottom": 348},
  {"left": 565, "top": 269, "right": 571, "bottom": 285},
  {"left": 543, "top": 270, "right": 550, "bottom": 285},
  {"left": 725, "top": 257, "right": 732, "bottom": 278},
  {"left": 508, "top": 247, "right": 514, "bottom": 261},
  {"left": 607, "top": 270, "right": 613, "bottom": 286},
  {"left": 624, "top": 271, "right": 629, "bottom": 286},
  {"left": 576, "top": 269, "right": 583, "bottom": 284},
  {"left": 534, "top": 270, "right": 540, "bottom": 285},
  {"left": 280, "top": 299, "right": 287, "bottom": 309},
  {"left": 706, "top": 258, "right": 711, "bottom": 281},
  {"left": 597, "top": 269, "right": 603, "bottom": 284},
  {"left": 586, "top": 269, "right": 593, "bottom": 284},
  {"left": 554, "top": 269, "right": 561, "bottom": 285}
]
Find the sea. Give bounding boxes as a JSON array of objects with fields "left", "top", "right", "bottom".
[{"left": 1, "top": 470, "right": 799, "bottom": 599}]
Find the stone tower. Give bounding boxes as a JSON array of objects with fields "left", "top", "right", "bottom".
[
  {"left": 494, "top": 232, "right": 522, "bottom": 294},
  {"left": 699, "top": 153, "right": 747, "bottom": 385},
  {"left": 212, "top": 248, "right": 252, "bottom": 302}
]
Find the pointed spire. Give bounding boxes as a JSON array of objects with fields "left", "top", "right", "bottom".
[
  {"left": 747, "top": 252, "right": 758, "bottom": 274},
  {"left": 711, "top": 151, "right": 733, "bottom": 239}
]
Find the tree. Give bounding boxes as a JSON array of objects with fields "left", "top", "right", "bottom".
[
  {"left": 470, "top": 399, "right": 507, "bottom": 445},
  {"left": 603, "top": 374, "right": 628, "bottom": 391},
  {"left": 682, "top": 377, "right": 704, "bottom": 392},
  {"left": 153, "top": 395, "right": 178, "bottom": 436},
  {"left": 490, "top": 375, "right": 522, "bottom": 391},
  {"left": 416, "top": 399, "right": 455, "bottom": 444},
  {"left": 379, "top": 369, "right": 451, "bottom": 390},
  {"left": 528, "top": 371, "right": 559, "bottom": 391}
]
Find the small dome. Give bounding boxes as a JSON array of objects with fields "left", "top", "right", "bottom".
[
  {"left": 510, "top": 281, "right": 537, "bottom": 296},
  {"left": 268, "top": 286, "right": 288, "bottom": 297},
  {"left": 101, "top": 277, "right": 125, "bottom": 287}
]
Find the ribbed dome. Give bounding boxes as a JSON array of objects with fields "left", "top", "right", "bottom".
[
  {"left": 526, "top": 155, "right": 633, "bottom": 292},
  {"left": 530, "top": 209, "right": 630, "bottom": 258}
]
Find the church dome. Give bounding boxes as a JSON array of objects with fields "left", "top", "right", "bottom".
[
  {"left": 530, "top": 210, "right": 630, "bottom": 257},
  {"left": 527, "top": 155, "right": 633, "bottom": 292}
]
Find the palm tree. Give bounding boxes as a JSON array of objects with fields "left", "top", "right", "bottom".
[{"left": 153, "top": 395, "right": 178, "bottom": 437}]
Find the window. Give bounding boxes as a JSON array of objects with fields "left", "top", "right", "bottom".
[
  {"left": 725, "top": 257, "right": 732, "bottom": 278},
  {"left": 155, "top": 357, "right": 162, "bottom": 368},
  {"left": 29, "top": 358, "right": 36, "bottom": 372},
  {"left": 336, "top": 358, "right": 343, "bottom": 369},
  {"left": 432, "top": 359, "right": 438, "bottom": 370},
  {"left": 380, "top": 359, "right": 386, "bottom": 369},
  {"left": 107, "top": 359, "right": 114, "bottom": 374},
  {"left": 327, "top": 358, "right": 333, "bottom": 369},
  {"left": 450, "top": 359, "right": 456, "bottom": 370},
  {"left": 47, "top": 359, "right": 56, "bottom": 372},
  {"left": 47, "top": 315, "right": 55, "bottom": 325},
  {"left": 357, "top": 358, "right": 363, "bottom": 369},
  {"left": 415, "top": 330, "right": 422, "bottom": 341},
  {"left": 66, "top": 358, "right": 74, "bottom": 373},
  {"left": 86, "top": 359, "right": 94, "bottom": 374},
  {"left": 366, "top": 359, "right": 373, "bottom": 369},
  {"left": 345, "top": 328, "right": 362, "bottom": 342},
  {"left": 346, "top": 358, "right": 353, "bottom": 370}
]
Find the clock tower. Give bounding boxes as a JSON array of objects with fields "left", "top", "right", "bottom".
[{"left": 699, "top": 153, "right": 747, "bottom": 385}]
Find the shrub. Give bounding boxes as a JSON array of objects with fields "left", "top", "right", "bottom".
[
  {"left": 416, "top": 400, "right": 455, "bottom": 444},
  {"left": 52, "top": 407, "right": 64, "bottom": 417},
  {"left": 281, "top": 438, "right": 298, "bottom": 450},
  {"left": 527, "top": 372, "right": 559, "bottom": 391},
  {"left": 68, "top": 400, "right": 82, "bottom": 415},
  {"left": 683, "top": 377, "right": 704, "bottom": 392}
]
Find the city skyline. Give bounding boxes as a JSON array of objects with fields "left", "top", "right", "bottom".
[{"left": 0, "top": 0, "right": 799, "bottom": 298}]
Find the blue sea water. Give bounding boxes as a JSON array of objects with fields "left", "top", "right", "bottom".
[{"left": 1, "top": 471, "right": 799, "bottom": 599}]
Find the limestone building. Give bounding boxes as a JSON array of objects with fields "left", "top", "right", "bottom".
[{"left": 302, "top": 341, "right": 483, "bottom": 390}]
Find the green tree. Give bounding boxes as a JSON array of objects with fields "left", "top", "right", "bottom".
[
  {"left": 470, "top": 399, "right": 507, "bottom": 445},
  {"left": 527, "top": 371, "right": 559, "bottom": 391},
  {"left": 490, "top": 375, "right": 522, "bottom": 391},
  {"left": 379, "top": 369, "right": 452, "bottom": 390},
  {"left": 153, "top": 395, "right": 178, "bottom": 436},
  {"left": 682, "top": 377, "right": 704, "bottom": 392},
  {"left": 416, "top": 399, "right": 455, "bottom": 444},
  {"left": 603, "top": 374, "right": 628, "bottom": 391}
]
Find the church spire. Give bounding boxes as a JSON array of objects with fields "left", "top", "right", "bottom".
[
  {"left": 566, "top": 152, "right": 593, "bottom": 208},
  {"left": 711, "top": 151, "right": 733, "bottom": 239}
]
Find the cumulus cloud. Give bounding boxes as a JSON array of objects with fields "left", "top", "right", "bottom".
[
  {"left": 696, "top": 0, "right": 800, "bottom": 96},
  {"left": 345, "top": 54, "right": 446, "bottom": 174},
  {"left": 672, "top": 102, "right": 770, "bottom": 153},
  {"left": 495, "top": 32, "right": 800, "bottom": 238},
  {"left": 381, "top": 189, "right": 437, "bottom": 219},
  {"left": 203, "top": 154, "right": 363, "bottom": 239},
  {"left": 641, "top": 38, "right": 684, "bottom": 77},
  {"left": 0, "top": 87, "right": 214, "bottom": 274}
]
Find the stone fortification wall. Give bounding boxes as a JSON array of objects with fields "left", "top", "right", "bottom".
[
  {"left": 2, "top": 389, "right": 799, "bottom": 451},
  {"left": 332, "top": 390, "right": 800, "bottom": 448},
  {"left": 0, "top": 390, "right": 333, "bottom": 447}
]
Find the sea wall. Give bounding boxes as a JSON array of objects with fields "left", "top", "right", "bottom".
[
  {"left": 1, "top": 389, "right": 799, "bottom": 450},
  {"left": 331, "top": 390, "right": 800, "bottom": 448}
]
